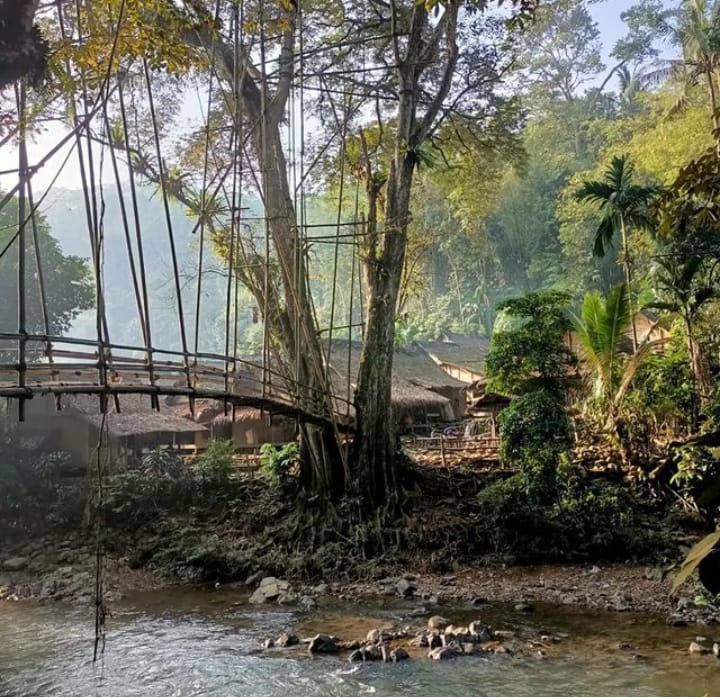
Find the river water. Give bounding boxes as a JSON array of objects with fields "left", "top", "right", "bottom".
[{"left": 1, "top": 589, "right": 720, "bottom": 696}]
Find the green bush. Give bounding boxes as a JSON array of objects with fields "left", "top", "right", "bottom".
[
  {"left": 194, "top": 439, "right": 234, "bottom": 486},
  {"left": 260, "top": 442, "right": 299, "bottom": 493},
  {"left": 497, "top": 389, "right": 572, "bottom": 484},
  {"left": 475, "top": 471, "right": 656, "bottom": 562}
]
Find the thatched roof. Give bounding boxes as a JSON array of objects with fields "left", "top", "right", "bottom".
[
  {"left": 325, "top": 340, "right": 463, "bottom": 418},
  {"left": 414, "top": 333, "right": 490, "bottom": 378},
  {"left": 58, "top": 393, "right": 207, "bottom": 438}
]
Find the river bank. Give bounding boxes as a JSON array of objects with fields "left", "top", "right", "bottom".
[{"left": 0, "top": 531, "right": 711, "bottom": 626}]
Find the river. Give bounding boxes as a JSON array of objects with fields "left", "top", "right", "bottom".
[{"left": 1, "top": 589, "right": 719, "bottom": 696}]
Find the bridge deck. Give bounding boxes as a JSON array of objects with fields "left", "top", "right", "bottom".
[{"left": 0, "top": 349, "right": 352, "bottom": 428}]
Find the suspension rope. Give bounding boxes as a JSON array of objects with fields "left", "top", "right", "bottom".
[{"left": 143, "top": 59, "right": 193, "bottom": 394}]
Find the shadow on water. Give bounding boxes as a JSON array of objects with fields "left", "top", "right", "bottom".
[{"left": 1, "top": 588, "right": 719, "bottom": 697}]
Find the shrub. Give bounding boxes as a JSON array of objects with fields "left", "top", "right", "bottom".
[
  {"left": 260, "top": 442, "right": 299, "bottom": 493},
  {"left": 475, "top": 471, "right": 656, "bottom": 563},
  {"left": 194, "top": 439, "right": 234, "bottom": 486},
  {"left": 497, "top": 389, "right": 572, "bottom": 485}
]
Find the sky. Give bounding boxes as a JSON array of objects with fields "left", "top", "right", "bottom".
[{"left": 0, "top": 0, "right": 678, "bottom": 195}]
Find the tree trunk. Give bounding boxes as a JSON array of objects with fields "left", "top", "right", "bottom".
[{"left": 620, "top": 217, "right": 638, "bottom": 351}]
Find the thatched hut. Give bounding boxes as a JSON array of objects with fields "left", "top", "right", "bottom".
[
  {"left": 12, "top": 393, "right": 206, "bottom": 469},
  {"left": 414, "top": 333, "right": 490, "bottom": 384},
  {"left": 172, "top": 399, "right": 296, "bottom": 449},
  {"left": 326, "top": 339, "right": 466, "bottom": 424}
]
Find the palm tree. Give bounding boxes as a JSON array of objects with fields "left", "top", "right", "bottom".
[
  {"left": 573, "top": 284, "right": 665, "bottom": 458},
  {"left": 575, "top": 155, "right": 657, "bottom": 350},
  {"left": 676, "top": 0, "right": 720, "bottom": 135}
]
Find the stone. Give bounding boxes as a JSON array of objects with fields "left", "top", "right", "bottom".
[
  {"left": 427, "top": 615, "right": 450, "bottom": 632},
  {"left": 389, "top": 647, "right": 410, "bottom": 662},
  {"left": 514, "top": 603, "right": 534, "bottom": 613},
  {"left": 308, "top": 634, "right": 339, "bottom": 654},
  {"left": 440, "top": 575, "right": 457, "bottom": 586},
  {"left": 689, "top": 641, "right": 709, "bottom": 655},
  {"left": 396, "top": 578, "right": 415, "bottom": 598},
  {"left": 299, "top": 595, "right": 316, "bottom": 610},
  {"left": 470, "top": 597, "right": 488, "bottom": 607},
  {"left": 713, "top": 642, "right": 720, "bottom": 658},
  {"left": 366, "top": 628, "right": 381, "bottom": 643},
  {"left": 428, "top": 632, "right": 443, "bottom": 649},
  {"left": 263, "top": 638, "right": 275, "bottom": 649},
  {"left": 2, "top": 557, "right": 28, "bottom": 572},
  {"left": 277, "top": 592, "right": 299, "bottom": 605},
  {"left": 428, "top": 646, "right": 458, "bottom": 661},
  {"left": 494, "top": 630, "right": 515, "bottom": 640},
  {"left": 469, "top": 621, "right": 492, "bottom": 642},
  {"left": 409, "top": 632, "right": 428, "bottom": 648},
  {"left": 276, "top": 632, "right": 299, "bottom": 648},
  {"left": 312, "top": 583, "right": 329, "bottom": 596},
  {"left": 249, "top": 577, "right": 289, "bottom": 604}
]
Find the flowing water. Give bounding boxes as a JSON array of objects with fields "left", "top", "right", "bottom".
[{"left": 1, "top": 589, "right": 720, "bottom": 696}]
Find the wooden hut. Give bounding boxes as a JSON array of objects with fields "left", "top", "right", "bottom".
[
  {"left": 326, "top": 339, "right": 467, "bottom": 424},
  {"left": 11, "top": 393, "right": 206, "bottom": 469}
]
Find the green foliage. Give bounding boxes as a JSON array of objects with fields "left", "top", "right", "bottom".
[
  {"left": 260, "top": 442, "right": 299, "bottom": 493},
  {"left": 623, "top": 336, "right": 696, "bottom": 436},
  {"left": 497, "top": 389, "right": 573, "bottom": 481},
  {"left": 194, "top": 439, "right": 234, "bottom": 486},
  {"left": 573, "top": 283, "right": 631, "bottom": 401},
  {"left": 486, "top": 289, "right": 576, "bottom": 395},
  {"left": 475, "top": 471, "right": 656, "bottom": 562},
  {"left": 0, "top": 195, "right": 93, "bottom": 355}
]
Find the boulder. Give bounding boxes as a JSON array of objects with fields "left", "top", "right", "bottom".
[
  {"left": 427, "top": 615, "right": 450, "bottom": 632},
  {"left": 2, "top": 557, "right": 28, "bottom": 572},
  {"left": 312, "top": 582, "right": 329, "bottom": 596},
  {"left": 308, "top": 633, "right": 339, "bottom": 654},
  {"left": 689, "top": 641, "right": 709, "bottom": 655}
]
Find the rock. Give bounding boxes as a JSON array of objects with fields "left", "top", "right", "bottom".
[
  {"left": 299, "top": 595, "right": 316, "bottom": 610},
  {"left": 470, "top": 597, "right": 488, "bottom": 607},
  {"left": 366, "top": 629, "right": 381, "bottom": 643},
  {"left": 276, "top": 632, "right": 299, "bottom": 648},
  {"left": 469, "top": 621, "right": 492, "bottom": 642},
  {"left": 589, "top": 565, "right": 601, "bottom": 574},
  {"left": 249, "top": 577, "right": 289, "bottom": 604},
  {"left": 514, "top": 602, "right": 534, "bottom": 613},
  {"left": 494, "top": 630, "right": 515, "bottom": 640},
  {"left": 396, "top": 578, "right": 415, "bottom": 598},
  {"left": 428, "top": 646, "right": 458, "bottom": 661},
  {"left": 689, "top": 641, "right": 709, "bottom": 655},
  {"left": 348, "top": 645, "right": 382, "bottom": 662},
  {"left": 263, "top": 638, "right": 275, "bottom": 649},
  {"left": 308, "top": 634, "right": 339, "bottom": 654},
  {"left": 616, "top": 642, "right": 632, "bottom": 651},
  {"left": 428, "top": 632, "right": 443, "bottom": 649},
  {"left": 668, "top": 615, "right": 688, "bottom": 627},
  {"left": 427, "top": 615, "right": 450, "bottom": 632},
  {"left": 440, "top": 575, "right": 457, "bottom": 586},
  {"left": 409, "top": 632, "right": 428, "bottom": 648},
  {"left": 389, "top": 647, "right": 410, "bottom": 662},
  {"left": 713, "top": 642, "right": 720, "bottom": 658},
  {"left": 312, "top": 583, "right": 329, "bottom": 596},
  {"left": 277, "top": 592, "right": 299, "bottom": 605},
  {"left": 2, "top": 557, "right": 28, "bottom": 572}
]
